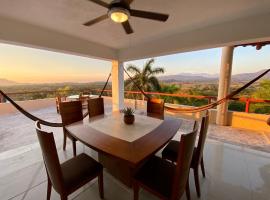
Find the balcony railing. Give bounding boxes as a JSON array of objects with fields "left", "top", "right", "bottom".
[{"left": 0, "top": 89, "right": 269, "bottom": 114}]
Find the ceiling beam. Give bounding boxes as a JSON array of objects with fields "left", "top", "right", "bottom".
[{"left": 0, "top": 16, "right": 117, "bottom": 61}]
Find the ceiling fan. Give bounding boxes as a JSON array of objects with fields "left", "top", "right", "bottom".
[{"left": 83, "top": 0, "right": 169, "bottom": 34}]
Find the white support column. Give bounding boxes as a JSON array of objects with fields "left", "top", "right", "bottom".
[
  {"left": 112, "top": 60, "right": 124, "bottom": 112},
  {"left": 216, "top": 46, "right": 234, "bottom": 126}
]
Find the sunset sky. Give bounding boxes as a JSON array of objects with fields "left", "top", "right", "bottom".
[{"left": 0, "top": 43, "right": 269, "bottom": 83}]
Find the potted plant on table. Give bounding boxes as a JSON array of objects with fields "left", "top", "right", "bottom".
[{"left": 121, "top": 107, "right": 135, "bottom": 125}]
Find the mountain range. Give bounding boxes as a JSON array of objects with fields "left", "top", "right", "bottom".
[
  {"left": 158, "top": 69, "right": 270, "bottom": 83},
  {"left": 0, "top": 69, "right": 269, "bottom": 86},
  {"left": 0, "top": 78, "right": 18, "bottom": 86}
]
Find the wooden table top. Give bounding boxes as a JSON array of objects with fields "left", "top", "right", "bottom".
[{"left": 66, "top": 113, "right": 182, "bottom": 166}]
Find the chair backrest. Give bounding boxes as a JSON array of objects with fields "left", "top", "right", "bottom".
[
  {"left": 147, "top": 98, "right": 164, "bottom": 119},
  {"left": 59, "top": 101, "right": 83, "bottom": 125},
  {"left": 56, "top": 95, "right": 66, "bottom": 104},
  {"left": 195, "top": 110, "right": 210, "bottom": 163},
  {"left": 171, "top": 127, "right": 198, "bottom": 200},
  {"left": 193, "top": 120, "right": 199, "bottom": 131},
  {"left": 56, "top": 95, "right": 66, "bottom": 113},
  {"left": 88, "top": 97, "right": 104, "bottom": 118},
  {"left": 35, "top": 121, "right": 64, "bottom": 193}
]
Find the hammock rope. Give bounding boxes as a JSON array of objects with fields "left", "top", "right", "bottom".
[
  {"left": 82, "top": 70, "right": 111, "bottom": 118},
  {"left": 0, "top": 90, "right": 63, "bottom": 127},
  {"left": 99, "top": 72, "right": 111, "bottom": 98},
  {"left": 124, "top": 68, "right": 270, "bottom": 113},
  {"left": 0, "top": 70, "right": 112, "bottom": 127},
  {"left": 0, "top": 67, "right": 268, "bottom": 126},
  {"left": 123, "top": 67, "right": 151, "bottom": 99}
]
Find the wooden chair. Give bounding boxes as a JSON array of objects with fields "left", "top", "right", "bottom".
[
  {"left": 55, "top": 95, "right": 66, "bottom": 114},
  {"left": 79, "top": 94, "right": 90, "bottom": 109},
  {"left": 162, "top": 111, "right": 210, "bottom": 197},
  {"left": 59, "top": 101, "right": 83, "bottom": 156},
  {"left": 88, "top": 97, "right": 105, "bottom": 118},
  {"left": 133, "top": 128, "right": 198, "bottom": 200},
  {"left": 147, "top": 98, "right": 165, "bottom": 119},
  {"left": 35, "top": 121, "right": 104, "bottom": 200}
]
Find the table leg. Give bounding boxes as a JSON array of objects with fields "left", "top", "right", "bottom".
[{"left": 98, "top": 153, "right": 135, "bottom": 187}]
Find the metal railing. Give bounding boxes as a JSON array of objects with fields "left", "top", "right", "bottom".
[
  {"left": 92, "top": 89, "right": 270, "bottom": 113},
  {"left": 0, "top": 89, "right": 269, "bottom": 114}
]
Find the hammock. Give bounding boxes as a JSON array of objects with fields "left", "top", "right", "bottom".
[
  {"left": 124, "top": 67, "right": 270, "bottom": 113},
  {"left": 83, "top": 72, "right": 111, "bottom": 118},
  {"left": 0, "top": 66, "right": 268, "bottom": 127},
  {"left": 0, "top": 71, "right": 112, "bottom": 127}
]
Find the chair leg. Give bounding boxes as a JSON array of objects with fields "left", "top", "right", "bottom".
[
  {"left": 185, "top": 177, "right": 191, "bottom": 200},
  {"left": 194, "top": 167, "right": 201, "bottom": 197},
  {"left": 47, "top": 178, "right": 52, "bottom": 200},
  {"left": 63, "top": 131, "right": 67, "bottom": 151},
  {"left": 201, "top": 157, "right": 206, "bottom": 178},
  {"left": 98, "top": 171, "right": 104, "bottom": 199},
  {"left": 133, "top": 181, "right": 140, "bottom": 200},
  {"left": 72, "top": 139, "right": 76, "bottom": 157}
]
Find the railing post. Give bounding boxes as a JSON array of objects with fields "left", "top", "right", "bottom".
[{"left": 245, "top": 99, "right": 250, "bottom": 113}]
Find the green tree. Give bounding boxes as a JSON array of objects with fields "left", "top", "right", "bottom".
[
  {"left": 252, "top": 80, "right": 270, "bottom": 99},
  {"left": 125, "top": 59, "right": 165, "bottom": 94},
  {"left": 250, "top": 80, "right": 270, "bottom": 114},
  {"left": 159, "top": 84, "right": 181, "bottom": 103},
  {"left": 57, "top": 86, "right": 71, "bottom": 97}
]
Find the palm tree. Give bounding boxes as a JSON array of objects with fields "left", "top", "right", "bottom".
[{"left": 125, "top": 59, "right": 165, "bottom": 96}]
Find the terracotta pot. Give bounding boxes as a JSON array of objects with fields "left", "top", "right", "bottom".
[{"left": 124, "top": 115, "right": 135, "bottom": 125}]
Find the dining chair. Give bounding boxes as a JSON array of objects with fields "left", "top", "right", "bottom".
[
  {"left": 88, "top": 97, "right": 105, "bottom": 118},
  {"left": 147, "top": 98, "right": 165, "bottom": 119},
  {"left": 161, "top": 111, "right": 210, "bottom": 197},
  {"left": 55, "top": 95, "right": 66, "bottom": 114},
  {"left": 35, "top": 121, "right": 104, "bottom": 200},
  {"left": 133, "top": 128, "right": 198, "bottom": 200},
  {"left": 59, "top": 101, "right": 83, "bottom": 156},
  {"left": 79, "top": 94, "right": 90, "bottom": 109}
]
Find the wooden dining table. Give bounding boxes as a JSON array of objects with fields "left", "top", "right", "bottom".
[{"left": 66, "top": 112, "right": 182, "bottom": 187}]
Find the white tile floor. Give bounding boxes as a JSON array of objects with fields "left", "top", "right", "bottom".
[{"left": 1, "top": 130, "right": 270, "bottom": 200}]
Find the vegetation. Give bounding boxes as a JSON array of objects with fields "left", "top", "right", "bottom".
[
  {"left": 121, "top": 107, "right": 135, "bottom": 116},
  {"left": 0, "top": 82, "right": 111, "bottom": 101},
  {"left": 0, "top": 59, "right": 269, "bottom": 114},
  {"left": 125, "top": 58, "right": 164, "bottom": 92}
]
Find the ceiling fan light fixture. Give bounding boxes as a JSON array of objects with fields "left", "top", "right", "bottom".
[{"left": 108, "top": 7, "right": 130, "bottom": 23}]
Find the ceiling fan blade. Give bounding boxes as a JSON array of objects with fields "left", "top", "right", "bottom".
[
  {"left": 87, "top": 0, "right": 109, "bottom": 8},
  {"left": 130, "top": 9, "right": 169, "bottom": 21},
  {"left": 122, "top": 21, "right": 134, "bottom": 34},
  {"left": 123, "top": 0, "right": 134, "bottom": 5},
  {"left": 83, "top": 14, "right": 108, "bottom": 26}
]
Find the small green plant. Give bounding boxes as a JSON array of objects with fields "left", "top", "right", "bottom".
[{"left": 121, "top": 107, "right": 135, "bottom": 116}]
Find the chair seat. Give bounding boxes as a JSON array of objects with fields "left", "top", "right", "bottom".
[
  {"left": 134, "top": 156, "right": 175, "bottom": 198},
  {"left": 162, "top": 141, "right": 197, "bottom": 167},
  {"left": 61, "top": 153, "right": 103, "bottom": 192}
]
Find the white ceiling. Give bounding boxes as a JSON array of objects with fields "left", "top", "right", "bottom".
[{"left": 0, "top": 0, "right": 270, "bottom": 61}]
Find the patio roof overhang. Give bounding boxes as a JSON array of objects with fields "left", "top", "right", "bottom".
[{"left": 0, "top": 0, "right": 270, "bottom": 62}]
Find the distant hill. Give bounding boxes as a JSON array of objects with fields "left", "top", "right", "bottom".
[
  {"left": 159, "top": 69, "right": 270, "bottom": 83},
  {"left": 0, "top": 78, "right": 17, "bottom": 86},
  {"left": 231, "top": 69, "right": 270, "bottom": 82}
]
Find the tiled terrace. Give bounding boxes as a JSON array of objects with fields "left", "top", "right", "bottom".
[{"left": 0, "top": 101, "right": 270, "bottom": 200}]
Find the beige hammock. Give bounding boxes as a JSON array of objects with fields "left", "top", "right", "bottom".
[
  {"left": 0, "top": 68, "right": 269, "bottom": 127},
  {"left": 123, "top": 68, "right": 270, "bottom": 113}
]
